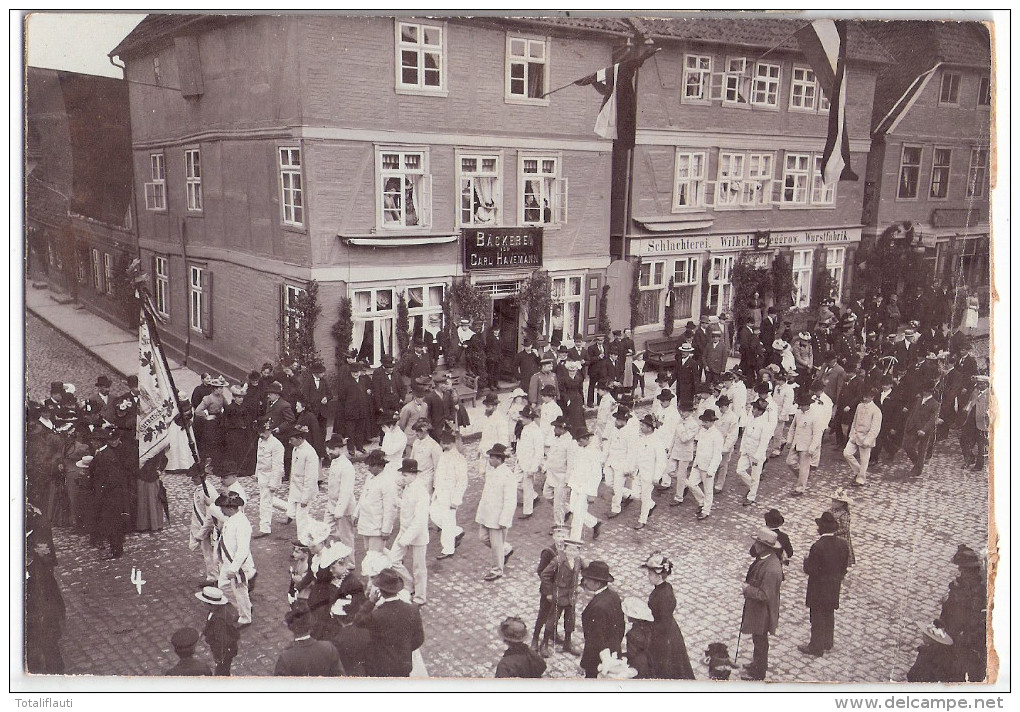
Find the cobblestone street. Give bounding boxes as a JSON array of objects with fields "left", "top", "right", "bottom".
[{"left": 25, "top": 316, "right": 995, "bottom": 682}]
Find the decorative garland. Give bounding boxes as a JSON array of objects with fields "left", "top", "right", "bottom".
[
  {"left": 396, "top": 290, "right": 410, "bottom": 357},
  {"left": 516, "top": 269, "right": 552, "bottom": 336},
  {"left": 285, "top": 280, "right": 322, "bottom": 369}
]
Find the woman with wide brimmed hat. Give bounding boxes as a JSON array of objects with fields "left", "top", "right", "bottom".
[
  {"left": 906, "top": 619, "right": 964, "bottom": 682},
  {"left": 621, "top": 596, "right": 655, "bottom": 679},
  {"left": 194, "top": 376, "right": 232, "bottom": 470},
  {"left": 639, "top": 552, "right": 695, "bottom": 679}
]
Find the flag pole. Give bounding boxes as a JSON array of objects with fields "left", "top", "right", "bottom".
[{"left": 754, "top": 21, "right": 814, "bottom": 61}]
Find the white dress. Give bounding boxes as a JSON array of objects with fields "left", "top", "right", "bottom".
[
  {"left": 964, "top": 295, "right": 980, "bottom": 329},
  {"left": 166, "top": 420, "right": 197, "bottom": 472}
]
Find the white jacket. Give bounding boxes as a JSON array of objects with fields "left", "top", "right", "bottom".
[
  {"left": 539, "top": 400, "right": 563, "bottom": 447},
  {"left": 739, "top": 412, "right": 771, "bottom": 463},
  {"left": 634, "top": 432, "right": 667, "bottom": 483},
  {"left": 380, "top": 426, "right": 408, "bottom": 460},
  {"left": 411, "top": 436, "right": 443, "bottom": 481},
  {"left": 727, "top": 381, "right": 749, "bottom": 427},
  {"left": 396, "top": 477, "right": 431, "bottom": 548},
  {"left": 692, "top": 426, "right": 724, "bottom": 474},
  {"left": 653, "top": 403, "right": 680, "bottom": 453},
  {"left": 544, "top": 431, "right": 574, "bottom": 487},
  {"left": 288, "top": 440, "right": 320, "bottom": 505},
  {"left": 850, "top": 401, "right": 883, "bottom": 448},
  {"left": 716, "top": 410, "right": 740, "bottom": 453},
  {"left": 602, "top": 420, "right": 637, "bottom": 475},
  {"left": 189, "top": 482, "right": 219, "bottom": 547},
  {"left": 774, "top": 383, "right": 797, "bottom": 420},
  {"left": 516, "top": 421, "right": 545, "bottom": 474},
  {"left": 669, "top": 414, "right": 701, "bottom": 461},
  {"left": 595, "top": 393, "right": 617, "bottom": 441},
  {"left": 218, "top": 510, "right": 255, "bottom": 579},
  {"left": 356, "top": 465, "right": 399, "bottom": 537},
  {"left": 567, "top": 440, "right": 604, "bottom": 497},
  {"left": 327, "top": 454, "right": 357, "bottom": 518},
  {"left": 255, "top": 435, "right": 285, "bottom": 488},
  {"left": 433, "top": 448, "right": 469, "bottom": 509},
  {"left": 478, "top": 412, "right": 510, "bottom": 455}
]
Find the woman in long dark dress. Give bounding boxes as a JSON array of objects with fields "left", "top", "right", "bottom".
[
  {"left": 640, "top": 552, "right": 695, "bottom": 679},
  {"left": 558, "top": 361, "right": 586, "bottom": 431},
  {"left": 294, "top": 396, "right": 325, "bottom": 462},
  {"left": 221, "top": 386, "right": 254, "bottom": 474}
]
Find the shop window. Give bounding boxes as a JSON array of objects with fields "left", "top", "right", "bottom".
[
  {"left": 459, "top": 155, "right": 501, "bottom": 226},
  {"left": 929, "top": 147, "right": 952, "bottom": 199},
  {"left": 407, "top": 284, "right": 445, "bottom": 345},
  {"left": 506, "top": 36, "right": 548, "bottom": 103},
  {"left": 379, "top": 149, "right": 431, "bottom": 229},
  {"left": 353, "top": 288, "right": 395, "bottom": 365},
  {"left": 792, "top": 249, "right": 813, "bottom": 307},
  {"left": 672, "top": 257, "right": 699, "bottom": 320},
  {"left": 897, "top": 146, "right": 922, "bottom": 199},
  {"left": 520, "top": 156, "right": 566, "bottom": 226},
  {"left": 144, "top": 153, "right": 166, "bottom": 211},
  {"left": 395, "top": 21, "right": 445, "bottom": 94},
  {"left": 550, "top": 276, "right": 583, "bottom": 342},
  {"left": 637, "top": 261, "right": 666, "bottom": 326},
  {"left": 706, "top": 255, "right": 734, "bottom": 316},
  {"left": 673, "top": 151, "right": 706, "bottom": 210}
]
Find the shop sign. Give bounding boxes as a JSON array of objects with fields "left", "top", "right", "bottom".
[
  {"left": 462, "top": 227, "right": 543, "bottom": 271},
  {"left": 635, "top": 226, "right": 861, "bottom": 256}
]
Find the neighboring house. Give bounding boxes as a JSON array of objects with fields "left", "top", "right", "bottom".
[
  {"left": 111, "top": 14, "right": 625, "bottom": 377},
  {"left": 597, "top": 18, "right": 893, "bottom": 347},
  {"left": 25, "top": 67, "right": 135, "bottom": 327},
  {"left": 861, "top": 20, "right": 991, "bottom": 297}
]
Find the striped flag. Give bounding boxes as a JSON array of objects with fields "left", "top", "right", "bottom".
[
  {"left": 795, "top": 19, "right": 859, "bottom": 184},
  {"left": 574, "top": 46, "right": 659, "bottom": 149}
]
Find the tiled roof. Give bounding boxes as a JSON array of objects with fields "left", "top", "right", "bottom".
[{"left": 109, "top": 14, "right": 230, "bottom": 59}]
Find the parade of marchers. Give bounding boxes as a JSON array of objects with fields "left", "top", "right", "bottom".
[{"left": 24, "top": 284, "right": 989, "bottom": 682}]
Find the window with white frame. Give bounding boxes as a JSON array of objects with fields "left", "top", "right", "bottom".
[
  {"left": 673, "top": 151, "right": 707, "bottom": 210},
  {"left": 716, "top": 153, "right": 745, "bottom": 207},
  {"left": 929, "top": 147, "right": 952, "bottom": 199},
  {"left": 279, "top": 147, "right": 304, "bottom": 226},
  {"left": 810, "top": 155, "right": 836, "bottom": 205},
  {"left": 90, "top": 249, "right": 101, "bottom": 292},
  {"left": 154, "top": 256, "right": 169, "bottom": 317},
  {"left": 144, "top": 153, "right": 166, "bottom": 211},
  {"left": 672, "top": 257, "right": 699, "bottom": 320},
  {"left": 744, "top": 153, "right": 774, "bottom": 206},
  {"left": 782, "top": 153, "right": 811, "bottom": 204},
  {"left": 637, "top": 261, "right": 666, "bottom": 326},
  {"left": 459, "top": 155, "right": 500, "bottom": 226},
  {"left": 521, "top": 156, "right": 566, "bottom": 225},
  {"left": 283, "top": 284, "right": 306, "bottom": 356},
  {"left": 683, "top": 54, "right": 712, "bottom": 102},
  {"left": 792, "top": 249, "right": 813, "bottom": 307},
  {"left": 826, "top": 247, "right": 845, "bottom": 302},
  {"left": 897, "top": 146, "right": 922, "bottom": 199},
  {"left": 353, "top": 288, "right": 395, "bottom": 365},
  {"left": 722, "top": 57, "right": 750, "bottom": 103},
  {"left": 938, "top": 72, "right": 961, "bottom": 105},
  {"left": 751, "top": 62, "right": 781, "bottom": 107},
  {"left": 790, "top": 66, "right": 819, "bottom": 111},
  {"left": 706, "top": 255, "right": 734, "bottom": 316},
  {"left": 967, "top": 148, "right": 988, "bottom": 198},
  {"left": 977, "top": 75, "right": 991, "bottom": 107},
  {"left": 395, "top": 21, "right": 444, "bottom": 93},
  {"left": 407, "top": 284, "right": 445, "bottom": 348},
  {"left": 550, "top": 276, "right": 583, "bottom": 341},
  {"left": 184, "top": 148, "right": 202, "bottom": 212},
  {"left": 189, "top": 266, "right": 204, "bottom": 333},
  {"left": 380, "top": 149, "right": 430, "bottom": 229},
  {"left": 506, "top": 36, "right": 548, "bottom": 101},
  {"left": 103, "top": 253, "right": 114, "bottom": 295}
]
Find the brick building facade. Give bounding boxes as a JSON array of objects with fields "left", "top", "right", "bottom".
[
  {"left": 861, "top": 21, "right": 991, "bottom": 302},
  {"left": 112, "top": 15, "right": 625, "bottom": 378}
]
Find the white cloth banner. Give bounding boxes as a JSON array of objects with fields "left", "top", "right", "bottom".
[{"left": 137, "top": 309, "right": 180, "bottom": 467}]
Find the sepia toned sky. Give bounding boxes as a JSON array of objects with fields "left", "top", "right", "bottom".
[{"left": 24, "top": 12, "right": 146, "bottom": 78}]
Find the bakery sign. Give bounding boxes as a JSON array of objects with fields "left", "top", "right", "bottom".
[
  {"left": 462, "top": 227, "right": 543, "bottom": 271},
  {"left": 635, "top": 227, "right": 862, "bottom": 256}
]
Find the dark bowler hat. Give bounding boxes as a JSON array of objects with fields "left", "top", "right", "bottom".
[
  {"left": 399, "top": 458, "right": 419, "bottom": 474},
  {"left": 639, "top": 413, "right": 658, "bottom": 429},
  {"left": 377, "top": 410, "right": 398, "bottom": 425},
  {"left": 373, "top": 568, "right": 405, "bottom": 595},
  {"left": 437, "top": 429, "right": 457, "bottom": 445},
  {"left": 699, "top": 408, "right": 718, "bottom": 422},
  {"left": 364, "top": 449, "right": 388, "bottom": 467},
  {"left": 613, "top": 407, "right": 631, "bottom": 420},
  {"left": 96, "top": 375, "right": 112, "bottom": 388},
  {"left": 540, "top": 384, "right": 557, "bottom": 396},
  {"left": 482, "top": 392, "right": 500, "bottom": 406},
  {"left": 326, "top": 434, "right": 347, "bottom": 449},
  {"left": 285, "top": 600, "right": 312, "bottom": 625},
  {"left": 413, "top": 418, "right": 433, "bottom": 432},
  {"left": 214, "top": 491, "right": 245, "bottom": 509},
  {"left": 764, "top": 508, "right": 785, "bottom": 528},
  {"left": 486, "top": 443, "right": 510, "bottom": 460},
  {"left": 678, "top": 400, "right": 696, "bottom": 412},
  {"left": 380, "top": 355, "right": 395, "bottom": 367},
  {"left": 551, "top": 416, "right": 569, "bottom": 429},
  {"left": 573, "top": 426, "right": 593, "bottom": 440},
  {"left": 520, "top": 405, "right": 538, "bottom": 420},
  {"left": 815, "top": 510, "right": 839, "bottom": 533},
  {"left": 656, "top": 389, "right": 674, "bottom": 401},
  {"left": 170, "top": 627, "right": 201, "bottom": 651},
  {"left": 580, "top": 560, "right": 614, "bottom": 583}
]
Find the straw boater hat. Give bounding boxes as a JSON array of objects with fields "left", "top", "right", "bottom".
[
  {"left": 621, "top": 597, "right": 654, "bottom": 622},
  {"left": 195, "top": 586, "right": 229, "bottom": 605},
  {"left": 298, "top": 520, "right": 331, "bottom": 548},
  {"left": 318, "top": 541, "right": 353, "bottom": 569},
  {"left": 797, "top": 332, "right": 812, "bottom": 342},
  {"left": 915, "top": 620, "right": 953, "bottom": 646},
  {"left": 751, "top": 527, "right": 783, "bottom": 550},
  {"left": 772, "top": 339, "right": 788, "bottom": 351}
]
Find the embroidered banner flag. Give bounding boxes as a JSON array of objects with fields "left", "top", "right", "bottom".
[
  {"left": 137, "top": 306, "right": 180, "bottom": 467},
  {"left": 795, "top": 19, "right": 859, "bottom": 184}
]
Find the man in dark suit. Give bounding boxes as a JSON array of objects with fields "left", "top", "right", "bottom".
[
  {"left": 671, "top": 343, "right": 699, "bottom": 405},
  {"left": 586, "top": 335, "right": 608, "bottom": 406},
  {"left": 274, "top": 601, "right": 344, "bottom": 676},
  {"left": 86, "top": 375, "right": 116, "bottom": 424},
  {"left": 737, "top": 318, "right": 762, "bottom": 379},
  {"left": 740, "top": 528, "right": 785, "bottom": 681},
  {"left": 398, "top": 340, "right": 432, "bottom": 389},
  {"left": 901, "top": 382, "right": 941, "bottom": 477},
  {"left": 515, "top": 341, "right": 542, "bottom": 393},
  {"left": 872, "top": 376, "right": 904, "bottom": 465},
  {"left": 485, "top": 325, "right": 507, "bottom": 389},
  {"left": 300, "top": 363, "right": 332, "bottom": 436},
  {"left": 579, "top": 560, "right": 624, "bottom": 678},
  {"left": 264, "top": 381, "right": 296, "bottom": 436},
  {"left": 759, "top": 307, "right": 778, "bottom": 350},
  {"left": 798, "top": 511, "right": 851, "bottom": 657},
  {"left": 165, "top": 627, "right": 213, "bottom": 676},
  {"left": 354, "top": 568, "right": 425, "bottom": 677},
  {"left": 91, "top": 426, "right": 134, "bottom": 559},
  {"left": 371, "top": 354, "right": 407, "bottom": 418},
  {"left": 893, "top": 328, "right": 920, "bottom": 374},
  {"left": 424, "top": 373, "right": 456, "bottom": 434}
]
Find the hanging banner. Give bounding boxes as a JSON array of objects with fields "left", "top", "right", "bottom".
[{"left": 137, "top": 308, "right": 180, "bottom": 467}]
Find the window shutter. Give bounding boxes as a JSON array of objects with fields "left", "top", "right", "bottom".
[
  {"left": 174, "top": 36, "right": 205, "bottom": 98},
  {"left": 699, "top": 257, "right": 712, "bottom": 317},
  {"left": 279, "top": 283, "right": 288, "bottom": 359},
  {"left": 555, "top": 177, "right": 569, "bottom": 224},
  {"left": 703, "top": 180, "right": 716, "bottom": 207},
  {"left": 420, "top": 175, "right": 433, "bottom": 228},
  {"left": 150, "top": 254, "right": 158, "bottom": 301},
  {"left": 772, "top": 179, "right": 784, "bottom": 204},
  {"left": 201, "top": 269, "right": 213, "bottom": 338}
]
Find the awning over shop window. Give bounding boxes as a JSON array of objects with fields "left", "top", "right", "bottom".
[
  {"left": 341, "top": 233, "right": 459, "bottom": 247},
  {"left": 633, "top": 214, "right": 715, "bottom": 233}
]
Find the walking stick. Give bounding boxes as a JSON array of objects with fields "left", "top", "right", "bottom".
[{"left": 733, "top": 605, "right": 747, "bottom": 665}]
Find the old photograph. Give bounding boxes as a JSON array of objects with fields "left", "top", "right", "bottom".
[{"left": 17, "top": 10, "right": 1005, "bottom": 695}]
